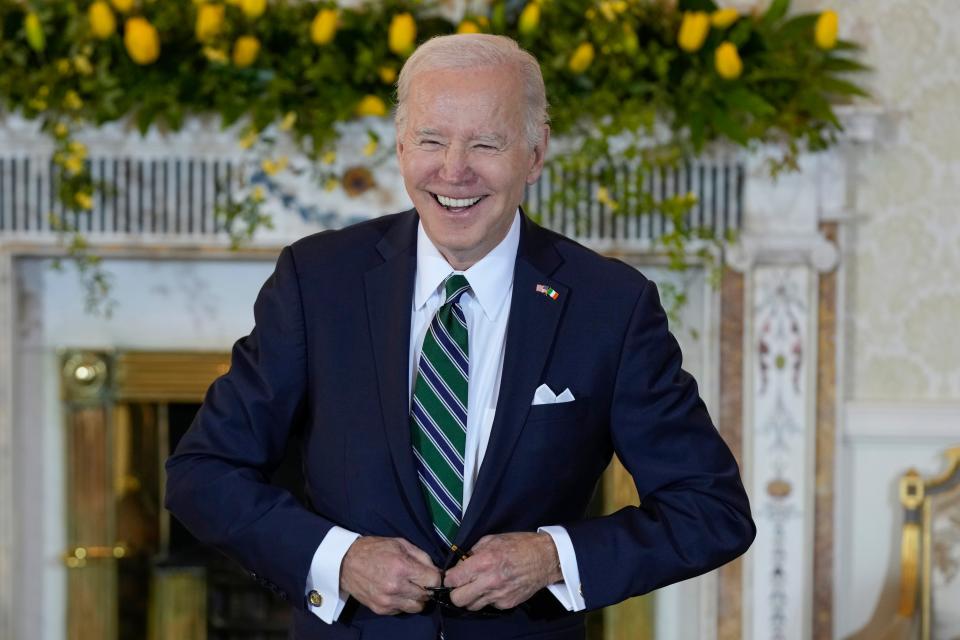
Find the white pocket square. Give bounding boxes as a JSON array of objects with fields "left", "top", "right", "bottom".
[{"left": 532, "top": 383, "right": 575, "bottom": 405}]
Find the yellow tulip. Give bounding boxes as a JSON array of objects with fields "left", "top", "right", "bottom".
[
  {"left": 678, "top": 11, "right": 709, "bottom": 53},
  {"left": 518, "top": 2, "right": 540, "bottom": 36},
  {"left": 202, "top": 46, "right": 229, "bottom": 63},
  {"left": 63, "top": 90, "right": 84, "bottom": 111},
  {"left": 711, "top": 8, "right": 739, "bottom": 29},
  {"left": 280, "top": 111, "right": 297, "bottom": 131},
  {"left": 568, "top": 42, "right": 595, "bottom": 74},
  {"left": 388, "top": 13, "right": 416, "bottom": 56},
  {"left": 378, "top": 66, "right": 397, "bottom": 84},
  {"left": 622, "top": 24, "right": 639, "bottom": 54},
  {"left": 65, "top": 156, "right": 85, "bottom": 175},
  {"left": 54, "top": 122, "right": 69, "bottom": 138},
  {"left": 88, "top": 2, "right": 117, "bottom": 39},
  {"left": 196, "top": 4, "right": 225, "bottom": 42},
  {"left": 815, "top": 10, "right": 838, "bottom": 50},
  {"left": 311, "top": 8, "right": 338, "bottom": 45},
  {"left": 363, "top": 139, "right": 378, "bottom": 157},
  {"left": 715, "top": 41, "right": 742, "bottom": 79},
  {"left": 355, "top": 94, "right": 387, "bottom": 118},
  {"left": 25, "top": 13, "right": 45, "bottom": 52},
  {"left": 75, "top": 192, "right": 94, "bottom": 210},
  {"left": 241, "top": 0, "right": 267, "bottom": 20},
  {"left": 457, "top": 20, "right": 480, "bottom": 34},
  {"left": 73, "top": 55, "right": 94, "bottom": 75},
  {"left": 110, "top": 0, "right": 134, "bottom": 14},
  {"left": 124, "top": 17, "right": 160, "bottom": 65},
  {"left": 232, "top": 35, "right": 260, "bottom": 67}
]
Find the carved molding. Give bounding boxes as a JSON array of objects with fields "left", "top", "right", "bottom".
[{"left": 725, "top": 231, "right": 840, "bottom": 274}]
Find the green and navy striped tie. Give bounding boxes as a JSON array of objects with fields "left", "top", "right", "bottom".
[{"left": 410, "top": 274, "right": 471, "bottom": 548}]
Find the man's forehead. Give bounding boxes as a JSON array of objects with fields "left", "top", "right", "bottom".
[{"left": 412, "top": 127, "right": 506, "bottom": 142}]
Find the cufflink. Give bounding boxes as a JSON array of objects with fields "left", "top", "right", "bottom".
[{"left": 308, "top": 590, "right": 323, "bottom": 607}]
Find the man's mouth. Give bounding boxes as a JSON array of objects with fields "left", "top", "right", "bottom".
[{"left": 431, "top": 192, "right": 485, "bottom": 212}]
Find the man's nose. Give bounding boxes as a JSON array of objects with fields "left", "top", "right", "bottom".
[{"left": 438, "top": 147, "right": 473, "bottom": 183}]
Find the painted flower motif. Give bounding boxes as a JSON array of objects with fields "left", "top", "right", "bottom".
[
  {"left": 89, "top": 2, "right": 117, "bottom": 40},
  {"left": 815, "top": 10, "right": 838, "bottom": 50},
  {"left": 568, "top": 42, "right": 595, "bottom": 74},
  {"left": 342, "top": 166, "right": 375, "bottom": 197},
  {"left": 714, "top": 41, "right": 742, "bottom": 79},
  {"left": 388, "top": 13, "right": 416, "bottom": 57},
  {"left": 311, "top": 8, "right": 338, "bottom": 45},
  {"left": 355, "top": 94, "right": 387, "bottom": 118},
  {"left": 678, "top": 11, "right": 709, "bottom": 53},
  {"left": 232, "top": 35, "right": 261, "bottom": 67},
  {"left": 196, "top": 4, "right": 225, "bottom": 43},
  {"left": 124, "top": 17, "right": 160, "bottom": 65}
]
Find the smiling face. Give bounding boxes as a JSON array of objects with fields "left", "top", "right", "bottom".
[{"left": 397, "top": 64, "right": 549, "bottom": 270}]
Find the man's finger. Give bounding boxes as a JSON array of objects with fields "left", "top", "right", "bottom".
[{"left": 397, "top": 538, "right": 435, "bottom": 568}]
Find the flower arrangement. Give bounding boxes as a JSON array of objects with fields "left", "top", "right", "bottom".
[{"left": 0, "top": 0, "right": 867, "bottom": 313}]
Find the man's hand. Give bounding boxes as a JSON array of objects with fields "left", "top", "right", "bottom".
[
  {"left": 444, "top": 532, "right": 563, "bottom": 611},
  {"left": 340, "top": 536, "right": 441, "bottom": 615}
]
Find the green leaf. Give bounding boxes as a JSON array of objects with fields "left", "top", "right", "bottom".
[
  {"left": 762, "top": 0, "right": 790, "bottom": 24},
  {"left": 710, "top": 108, "right": 749, "bottom": 145},
  {"left": 819, "top": 76, "right": 870, "bottom": 97},
  {"left": 678, "top": 0, "right": 719, "bottom": 11},
  {"left": 728, "top": 20, "right": 752, "bottom": 47},
  {"left": 776, "top": 13, "right": 818, "bottom": 40},
  {"left": 724, "top": 88, "right": 776, "bottom": 117},
  {"left": 820, "top": 57, "right": 870, "bottom": 73}
]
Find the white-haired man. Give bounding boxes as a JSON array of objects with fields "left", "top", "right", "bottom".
[{"left": 167, "top": 34, "right": 754, "bottom": 640}]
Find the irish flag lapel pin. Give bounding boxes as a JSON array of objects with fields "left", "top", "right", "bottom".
[{"left": 535, "top": 284, "right": 560, "bottom": 301}]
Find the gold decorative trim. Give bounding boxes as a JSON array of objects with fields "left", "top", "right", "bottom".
[
  {"left": 114, "top": 352, "right": 230, "bottom": 402},
  {"left": 61, "top": 351, "right": 111, "bottom": 402}
]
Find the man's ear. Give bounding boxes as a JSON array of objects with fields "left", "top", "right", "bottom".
[{"left": 527, "top": 124, "right": 551, "bottom": 184}]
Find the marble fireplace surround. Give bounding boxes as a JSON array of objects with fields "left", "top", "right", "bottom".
[{"left": 0, "top": 108, "right": 881, "bottom": 640}]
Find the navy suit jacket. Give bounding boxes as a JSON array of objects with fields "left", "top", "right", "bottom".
[{"left": 165, "top": 209, "right": 755, "bottom": 640}]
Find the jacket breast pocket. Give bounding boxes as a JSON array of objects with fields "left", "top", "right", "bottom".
[{"left": 525, "top": 397, "right": 589, "bottom": 423}]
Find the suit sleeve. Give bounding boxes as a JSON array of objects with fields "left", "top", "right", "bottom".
[
  {"left": 165, "top": 246, "right": 335, "bottom": 609},
  {"left": 564, "top": 278, "right": 755, "bottom": 610}
]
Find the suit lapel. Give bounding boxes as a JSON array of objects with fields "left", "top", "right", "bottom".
[
  {"left": 457, "top": 215, "right": 568, "bottom": 546},
  {"left": 363, "top": 210, "right": 437, "bottom": 547}
]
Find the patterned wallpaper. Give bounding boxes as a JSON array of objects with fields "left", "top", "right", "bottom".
[{"left": 793, "top": 0, "right": 960, "bottom": 399}]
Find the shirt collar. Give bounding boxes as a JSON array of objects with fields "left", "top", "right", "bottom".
[{"left": 414, "top": 210, "right": 520, "bottom": 321}]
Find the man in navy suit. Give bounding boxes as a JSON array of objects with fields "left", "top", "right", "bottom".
[{"left": 165, "top": 33, "right": 754, "bottom": 639}]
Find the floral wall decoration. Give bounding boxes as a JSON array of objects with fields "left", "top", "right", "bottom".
[{"left": 0, "top": 0, "right": 867, "bottom": 314}]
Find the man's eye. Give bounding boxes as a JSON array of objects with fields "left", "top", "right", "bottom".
[
  {"left": 419, "top": 140, "right": 442, "bottom": 148},
  {"left": 474, "top": 144, "right": 496, "bottom": 151}
]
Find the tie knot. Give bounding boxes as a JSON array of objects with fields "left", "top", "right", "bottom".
[{"left": 444, "top": 274, "right": 470, "bottom": 306}]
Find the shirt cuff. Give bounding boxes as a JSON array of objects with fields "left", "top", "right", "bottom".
[
  {"left": 305, "top": 526, "right": 361, "bottom": 623},
  {"left": 538, "top": 525, "right": 586, "bottom": 612}
]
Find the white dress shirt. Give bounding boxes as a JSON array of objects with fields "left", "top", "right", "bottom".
[{"left": 305, "top": 212, "right": 586, "bottom": 623}]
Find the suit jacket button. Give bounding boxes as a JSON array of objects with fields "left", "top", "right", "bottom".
[{"left": 308, "top": 590, "right": 323, "bottom": 607}]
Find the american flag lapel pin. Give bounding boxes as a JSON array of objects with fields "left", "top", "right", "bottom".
[{"left": 535, "top": 284, "right": 560, "bottom": 301}]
